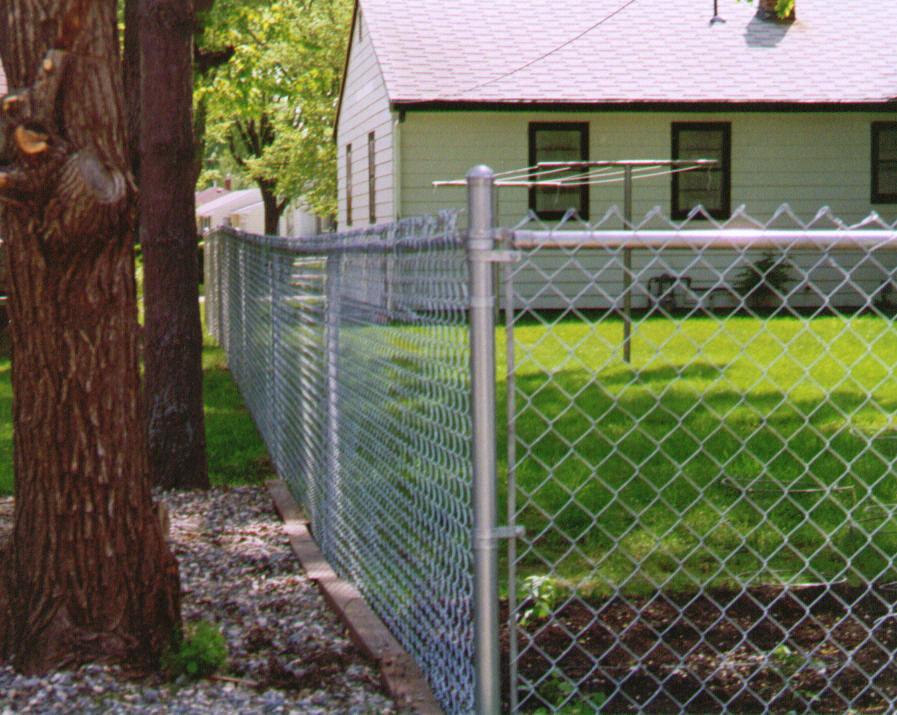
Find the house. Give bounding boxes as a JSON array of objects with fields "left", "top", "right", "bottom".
[
  {"left": 196, "top": 189, "right": 261, "bottom": 233},
  {"left": 336, "top": 0, "right": 897, "bottom": 227},
  {"left": 335, "top": 0, "right": 897, "bottom": 309},
  {"left": 196, "top": 187, "right": 321, "bottom": 237}
]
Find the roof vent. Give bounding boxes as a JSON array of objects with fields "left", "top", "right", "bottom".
[{"left": 757, "top": 0, "right": 796, "bottom": 22}]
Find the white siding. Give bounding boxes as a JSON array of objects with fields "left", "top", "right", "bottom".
[
  {"left": 400, "top": 110, "right": 897, "bottom": 225},
  {"left": 400, "top": 110, "right": 897, "bottom": 309},
  {"left": 335, "top": 12, "right": 395, "bottom": 229}
]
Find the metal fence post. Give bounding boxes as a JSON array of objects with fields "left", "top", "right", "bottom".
[
  {"left": 467, "top": 165, "right": 500, "bottom": 715},
  {"left": 323, "top": 252, "right": 342, "bottom": 559}
]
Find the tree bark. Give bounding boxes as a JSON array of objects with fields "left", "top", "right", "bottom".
[
  {"left": 138, "top": 0, "right": 209, "bottom": 490},
  {"left": 260, "top": 180, "right": 285, "bottom": 236},
  {"left": 0, "top": 0, "right": 180, "bottom": 673}
]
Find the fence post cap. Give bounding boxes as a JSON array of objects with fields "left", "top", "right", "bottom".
[{"left": 466, "top": 165, "right": 495, "bottom": 183}]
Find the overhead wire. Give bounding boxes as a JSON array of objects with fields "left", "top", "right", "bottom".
[{"left": 458, "top": 0, "right": 641, "bottom": 94}]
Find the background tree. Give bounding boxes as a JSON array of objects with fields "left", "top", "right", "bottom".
[
  {"left": 129, "top": 0, "right": 210, "bottom": 491},
  {"left": 0, "top": 0, "right": 180, "bottom": 672},
  {"left": 199, "top": 0, "right": 351, "bottom": 231}
]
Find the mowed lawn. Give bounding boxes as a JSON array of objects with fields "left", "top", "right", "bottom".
[
  {"left": 504, "top": 313, "right": 897, "bottom": 596},
  {"left": 0, "top": 332, "right": 274, "bottom": 496},
  {"left": 5, "top": 313, "right": 897, "bottom": 598}
]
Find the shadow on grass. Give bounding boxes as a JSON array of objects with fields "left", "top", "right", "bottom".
[{"left": 501, "top": 365, "right": 897, "bottom": 596}]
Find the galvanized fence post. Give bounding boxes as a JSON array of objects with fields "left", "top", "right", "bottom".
[
  {"left": 323, "top": 251, "right": 342, "bottom": 559},
  {"left": 467, "top": 165, "right": 501, "bottom": 715}
]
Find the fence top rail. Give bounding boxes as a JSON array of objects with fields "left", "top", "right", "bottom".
[
  {"left": 212, "top": 213, "right": 462, "bottom": 255},
  {"left": 511, "top": 228, "right": 897, "bottom": 251}
]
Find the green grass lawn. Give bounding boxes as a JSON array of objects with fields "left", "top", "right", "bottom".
[
  {"left": 5, "top": 311, "right": 897, "bottom": 600},
  {"left": 503, "top": 313, "right": 897, "bottom": 597},
  {"left": 0, "top": 330, "right": 273, "bottom": 496}
]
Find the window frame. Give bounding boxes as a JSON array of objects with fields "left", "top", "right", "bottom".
[
  {"left": 528, "top": 122, "right": 590, "bottom": 221},
  {"left": 671, "top": 122, "right": 732, "bottom": 220},
  {"left": 872, "top": 121, "right": 897, "bottom": 204},
  {"left": 345, "top": 143, "right": 353, "bottom": 227},
  {"left": 368, "top": 131, "right": 376, "bottom": 224}
]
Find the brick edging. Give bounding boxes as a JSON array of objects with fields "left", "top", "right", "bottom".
[{"left": 267, "top": 480, "right": 444, "bottom": 715}]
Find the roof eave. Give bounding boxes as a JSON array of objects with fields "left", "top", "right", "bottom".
[
  {"left": 391, "top": 98, "right": 897, "bottom": 113},
  {"left": 333, "top": 0, "right": 360, "bottom": 144}
]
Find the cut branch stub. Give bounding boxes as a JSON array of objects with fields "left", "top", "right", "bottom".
[{"left": 14, "top": 125, "right": 49, "bottom": 155}]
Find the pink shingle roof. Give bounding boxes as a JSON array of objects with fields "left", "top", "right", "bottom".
[{"left": 360, "top": 0, "right": 897, "bottom": 106}]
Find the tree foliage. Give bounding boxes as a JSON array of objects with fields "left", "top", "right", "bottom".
[
  {"left": 740, "top": 0, "right": 795, "bottom": 19},
  {"left": 198, "top": 0, "right": 352, "bottom": 222}
]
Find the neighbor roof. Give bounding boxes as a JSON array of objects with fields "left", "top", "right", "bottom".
[
  {"left": 357, "top": 0, "right": 897, "bottom": 108},
  {"left": 196, "top": 189, "right": 261, "bottom": 217}
]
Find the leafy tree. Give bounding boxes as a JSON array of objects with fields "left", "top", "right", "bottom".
[
  {"left": 0, "top": 0, "right": 180, "bottom": 672},
  {"left": 199, "top": 0, "right": 351, "bottom": 231}
]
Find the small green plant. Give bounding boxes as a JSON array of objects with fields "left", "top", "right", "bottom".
[
  {"left": 734, "top": 252, "right": 794, "bottom": 309},
  {"left": 162, "top": 620, "right": 228, "bottom": 680},
  {"left": 769, "top": 643, "right": 811, "bottom": 678},
  {"left": 519, "top": 575, "right": 562, "bottom": 626}
]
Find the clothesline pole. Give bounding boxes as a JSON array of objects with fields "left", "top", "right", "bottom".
[{"left": 623, "top": 166, "right": 634, "bottom": 364}]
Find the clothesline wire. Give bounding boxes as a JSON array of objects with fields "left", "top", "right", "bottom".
[{"left": 434, "top": 160, "right": 716, "bottom": 188}]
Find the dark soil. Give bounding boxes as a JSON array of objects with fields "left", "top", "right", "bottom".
[{"left": 504, "top": 583, "right": 897, "bottom": 713}]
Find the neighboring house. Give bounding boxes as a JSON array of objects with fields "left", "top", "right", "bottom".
[
  {"left": 196, "top": 188, "right": 320, "bottom": 237},
  {"left": 196, "top": 185, "right": 231, "bottom": 209},
  {"left": 196, "top": 189, "right": 261, "bottom": 233},
  {"left": 335, "top": 0, "right": 897, "bottom": 308},
  {"left": 336, "top": 0, "right": 897, "bottom": 227},
  {"left": 230, "top": 201, "right": 319, "bottom": 237}
]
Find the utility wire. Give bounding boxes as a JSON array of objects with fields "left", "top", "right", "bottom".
[{"left": 459, "top": 0, "right": 640, "bottom": 94}]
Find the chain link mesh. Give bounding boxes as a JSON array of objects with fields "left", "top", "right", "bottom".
[
  {"left": 205, "top": 216, "right": 475, "bottom": 714},
  {"left": 505, "top": 206, "right": 897, "bottom": 713}
]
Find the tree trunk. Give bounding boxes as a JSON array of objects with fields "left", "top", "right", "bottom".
[
  {"left": 0, "top": 0, "right": 180, "bottom": 673},
  {"left": 139, "top": 0, "right": 209, "bottom": 491},
  {"left": 260, "top": 181, "right": 283, "bottom": 236}
]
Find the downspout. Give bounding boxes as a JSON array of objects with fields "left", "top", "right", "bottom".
[{"left": 393, "top": 112, "right": 402, "bottom": 220}]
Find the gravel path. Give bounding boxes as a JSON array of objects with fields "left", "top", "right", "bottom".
[{"left": 0, "top": 486, "right": 403, "bottom": 714}]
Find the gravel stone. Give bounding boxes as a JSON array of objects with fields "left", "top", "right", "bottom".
[{"left": 0, "top": 486, "right": 405, "bottom": 714}]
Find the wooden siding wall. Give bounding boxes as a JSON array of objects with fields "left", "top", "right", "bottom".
[
  {"left": 400, "top": 110, "right": 897, "bottom": 309},
  {"left": 401, "top": 111, "right": 897, "bottom": 225},
  {"left": 335, "top": 12, "right": 395, "bottom": 228}
]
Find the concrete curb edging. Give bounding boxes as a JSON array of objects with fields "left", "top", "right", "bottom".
[{"left": 268, "top": 480, "right": 444, "bottom": 715}]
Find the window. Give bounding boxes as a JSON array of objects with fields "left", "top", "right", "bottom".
[
  {"left": 345, "top": 143, "right": 353, "bottom": 227},
  {"left": 872, "top": 122, "right": 897, "bottom": 204},
  {"left": 368, "top": 132, "right": 376, "bottom": 224},
  {"left": 671, "top": 122, "right": 731, "bottom": 220},
  {"left": 528, "top": 122, "right": 589, "bottom": 220}
]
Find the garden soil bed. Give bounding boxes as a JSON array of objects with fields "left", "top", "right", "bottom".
[{"left": 504, "top": 583, "right": 897, "bottom": 713}]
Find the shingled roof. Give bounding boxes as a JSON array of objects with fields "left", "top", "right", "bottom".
[{"left": 358, "top": 0, "right": 897, "bottom": 108}]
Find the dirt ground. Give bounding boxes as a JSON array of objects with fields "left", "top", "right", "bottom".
[{"left": 505, "top": 583, "right": 897, "bottom": 713}]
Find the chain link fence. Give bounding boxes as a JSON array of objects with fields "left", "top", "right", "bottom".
[
  {"left": 205, "top": 216, "right": 476, "bottom": 714},
  {"left": 205, "top": 173, "right": 897, "bottom": 714},
  {"left": 505, "top": 206, "right": 897, "bottom": 713}
]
